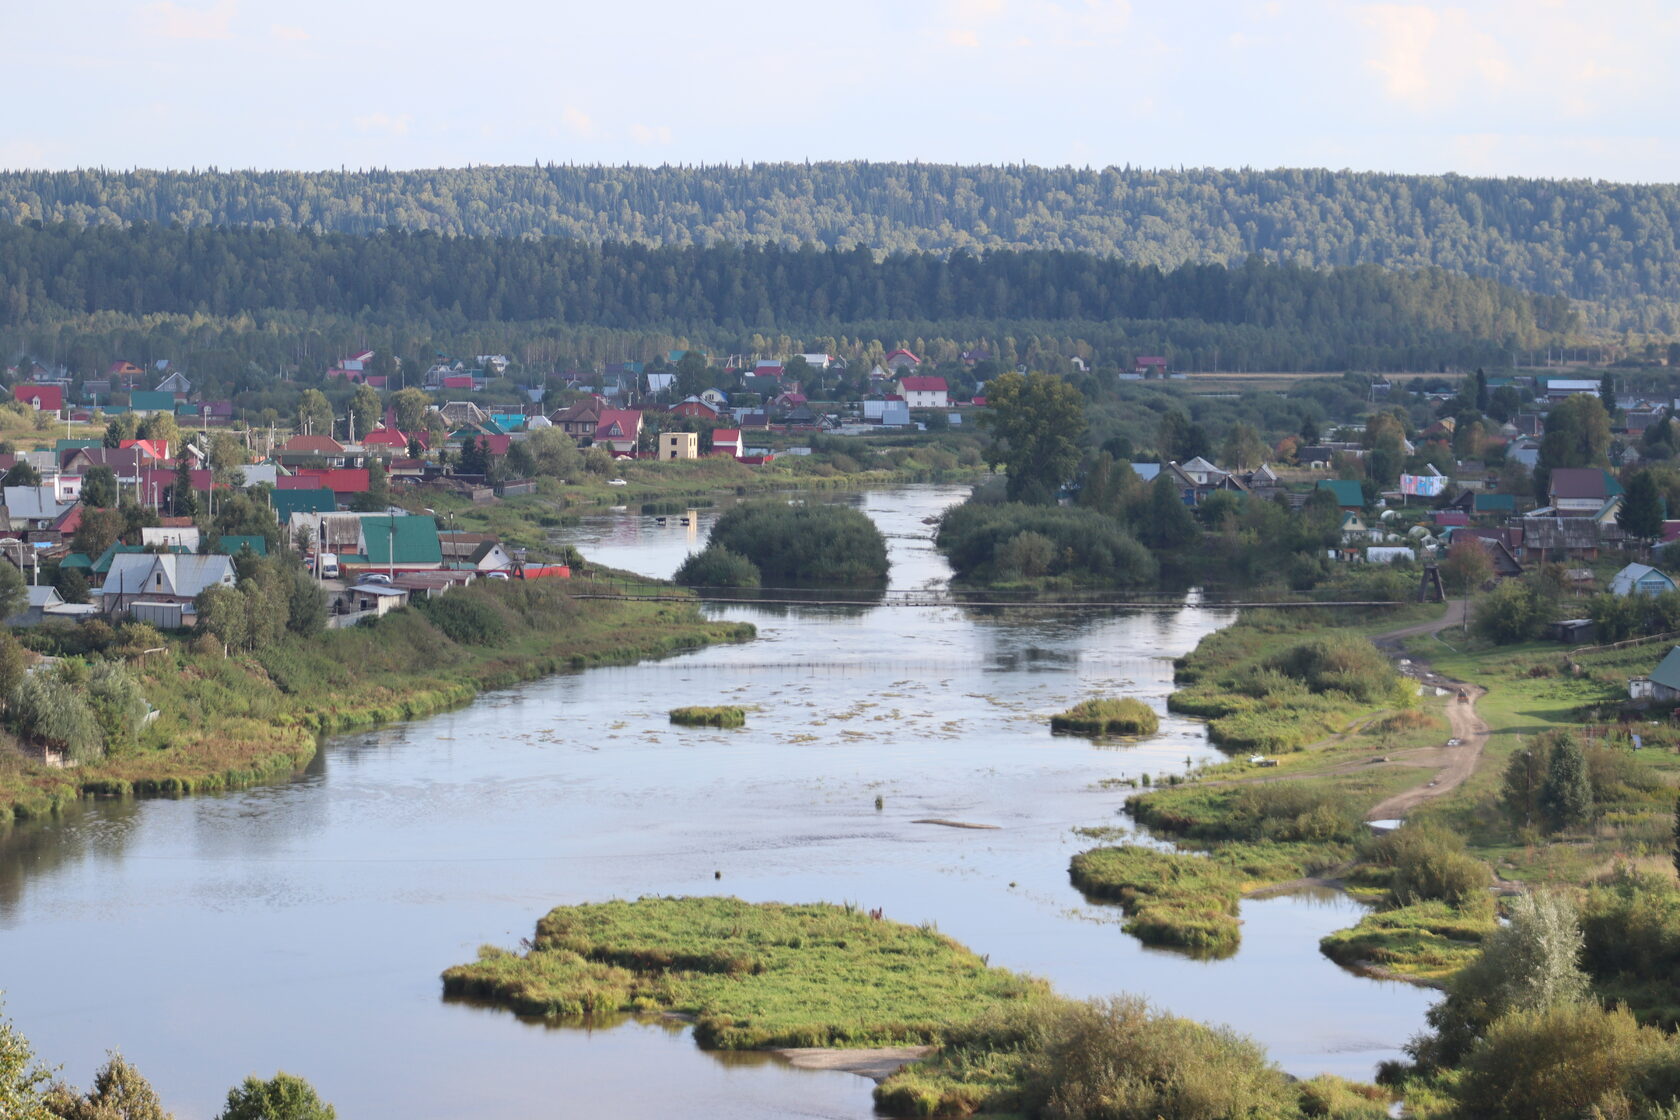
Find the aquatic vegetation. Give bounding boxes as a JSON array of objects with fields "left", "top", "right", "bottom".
[
  {"left": 668, "top": 706, "right": 746, "bottom": 728},
  {"left": 1069, "top": 846, "right": 1241, "bottom": 958},
  {"left": 1050, "top": 697, "right": 1159, "bottom": 738},
  {"left": 442, "top": 896, "right": 1050, "bottom": 1049}
]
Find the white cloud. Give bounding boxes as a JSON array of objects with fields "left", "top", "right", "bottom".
[
  {"left": 1358, "top": 2, "right": 1661, "bottom": 117},
  {"left": 270, "top": 23, "right": 309, "bottom": 42},
  {"left": 137, "top": 0, "right": 237, "bottom": 41},
  {"left": 630, "top": 122, "right": 673, "bottom": 145},
  {"left": 560, "top": 106, "right": 595, "bottom": 138},
  {"left": 353, "top": 112, "right": 413, "bottom": 137}
]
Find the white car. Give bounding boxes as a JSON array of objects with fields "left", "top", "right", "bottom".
[{"left": 608, "top": 478, "right": 628, "bottom": 486}]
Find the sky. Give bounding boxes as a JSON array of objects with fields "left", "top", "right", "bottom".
[{"left": 5, "top": 0, "right": 1677, "bottom": 181}]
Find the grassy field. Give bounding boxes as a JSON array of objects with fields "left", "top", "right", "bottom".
[{"left": 0, "top": 583, "right": 753, "bottom": 825}]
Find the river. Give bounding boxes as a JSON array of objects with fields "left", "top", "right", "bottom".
[{"left": 0, "top": 483, "right": 1434, "bottom": 1118}]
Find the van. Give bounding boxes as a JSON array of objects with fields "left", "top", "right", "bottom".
[{"left": 319, "top": 553, "right": 340, "bottom": 579}]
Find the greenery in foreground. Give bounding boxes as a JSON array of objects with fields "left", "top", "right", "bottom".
[
  {"left": 443, "top": 896, "right": 1390, "bottom": 1119},
  {"left": 0, "top": 581, "right": 752, "bottom": 825},
  {"left": 0, "top": 1007, "right": 334, "bottom": 1120},
  {"left": 668, "top": 706, "right": 745, "bottom": 729},
  {"left": 1050, "top": 698, "right": 1159, "bottom": 738}
]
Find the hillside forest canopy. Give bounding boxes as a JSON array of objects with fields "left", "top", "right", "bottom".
[{"left": 1, "top": 162, "right": 1676, "bottom": 329}]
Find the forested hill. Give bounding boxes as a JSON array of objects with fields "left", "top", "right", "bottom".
[
  {"left": 0, "top": 221, "right": 1570, "bottom": 359},
  {"left": 2, "top": 164, "right": 1676, "bottom": 328}
]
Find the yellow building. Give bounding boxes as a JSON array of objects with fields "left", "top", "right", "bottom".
[{"left": 659, "top": 432, "right": 699, "bottom": 460}]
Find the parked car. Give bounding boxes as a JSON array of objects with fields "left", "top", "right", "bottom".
[
  {"left": 486, "top": 571, "right": 511, "bottom": 581},
  {"left": 608, "top": 478, "right": 628, "bottom": 486},
  {"left": 361, "top": 573, "right": 392, "bottom": 585}
]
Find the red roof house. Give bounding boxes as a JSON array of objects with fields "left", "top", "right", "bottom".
[
  {"left": 711, "top": 428, "right": 743, "bottom": 458},
  {"left": 592, "top": 410, "right": 643, "bottom": 454},
  {"left": 13, "top": 385, "right": 63, "bottom": 412}
]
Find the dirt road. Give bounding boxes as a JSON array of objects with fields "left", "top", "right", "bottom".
[{"left": 1362, "top": 600, "right": 1490, "bottom": 821}]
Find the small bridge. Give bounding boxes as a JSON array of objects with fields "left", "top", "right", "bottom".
[{"left": 567, "top": 577, "right": 1410, "bottom": 611}]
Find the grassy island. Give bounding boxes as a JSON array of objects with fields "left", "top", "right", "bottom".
[
  {"left": 442, "top": 896, "right": 1049, "bottom": 1049},
  {"left": 446, "top": 895, "right": 1390, "bottom": 1118},
  {"left": 1069, "top": 846, "right": 1240, "bottom": 957},
  {"left": 668, "top": 706, "right": 746, "bottom": 728},
  {"left": 1050, "top": 698, "right": 1159, "bottom": 738},
  {"left": 0, "top": 581, "right": 752, "bottom": 826}
]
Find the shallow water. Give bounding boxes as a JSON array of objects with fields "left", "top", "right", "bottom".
[{"left": 0, "top": 485, "right": 1434, "bottom": 1118}]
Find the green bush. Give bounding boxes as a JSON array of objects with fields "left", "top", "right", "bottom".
[
  {"left": 1370, "top": 823, "right": 1491, "bottom": 910},
  {"left": 1051, "top": 697, "right": 1159, "bottom": 737},
  {"left": 673, "top": 545, "right": 760, "bottom": 589},
  {"left": 413, "top": 591, "right": 512, "bottom": 645}
]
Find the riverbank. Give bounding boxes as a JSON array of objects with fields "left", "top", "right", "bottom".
[
  {"left": 0, "top": 581, "right": 753, "bottom": 827},
  {"left": 1082, "top": 603, "right": 1501, "bottom": 979}
]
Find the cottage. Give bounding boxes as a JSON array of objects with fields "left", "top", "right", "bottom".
[
  {"left": 155, "top": 371, "right": 192, "bottom": 397},
  {"left": 669, "top": 397, "right": 720, "bottom": 421},
  {"left": 592, "top": 410, "right": 643, "bottom": 455},
  {"left": 141, "top": 526, "right": 202, "bottom": 552},
  {"left": 2, "top": 486, "right": 74, "bottom": 531},
  {"left": 1631, "top": 646, "right": 1680, "bottom": 702},
  {"left": 99, "top": 553, "right": 237, "bottom": 618},
  {"left": 128, "top": 390, "right": 175, "bottom": 416},
  {"left": 896, "top": 376, "right": 948, "bottom": 408},
  {"left": 12, "top": 385, "right": 63, "bottom": 413},
  {"left": 1548, "top": 468, "right": 1622, "bottom": 512},
  {"left": 1544, "top": 378, "right": 1602, "bottom": 401},
  {"left": 883, "top": 349, "right": 921, "bottom": 371},
  {"left": 549, "top": 401, "right": 602, "bottom": 439},
  {"left": 711, "top": 428, "right": 743, "bottom": 458},
  {"left": 6, "top": 586, "right": 100, "bottom": 627},
  {"left": 1609, "top": 563, "right": 1677, "bottom": 598}
]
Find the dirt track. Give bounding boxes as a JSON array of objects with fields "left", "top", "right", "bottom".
[{"left": 1362, "top": 600, "right": 1490, "bottom": 821}]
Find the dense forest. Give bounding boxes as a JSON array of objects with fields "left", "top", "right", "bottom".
[
  {"left": 1, "top": 164, "right": 1675, "bottom": 328},
  {"left": 0, "top": 221, "right": 1572, "bottom": 377}
]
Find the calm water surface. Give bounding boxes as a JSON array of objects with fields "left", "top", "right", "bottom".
[{"left": 0, "top": 485, "right": 1434, "bottom": 1118}]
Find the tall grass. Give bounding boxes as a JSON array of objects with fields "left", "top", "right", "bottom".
[
  {"left": 1050, "top": 698, "right": 1159, "bottom": 737},
  {"left": 1069, "top": 846, "right": 1241, "bottom": 957}
]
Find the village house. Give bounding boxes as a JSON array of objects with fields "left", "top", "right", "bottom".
[
  {"left": 1609, "top": 563, "right": 1677, "bottom": 598},
  {"left": 1630, "top": 646, "right": 1680, "bottom": 702},
  {"left": 896, "top": 376, "right": 949, "bottom": 409},
  {"left": 549, "top": 400, "right": 602, "bottom": 439},
  {"left": 668, "top": 397, "right": 720, "bottom": 421},
  {"left": 659, "top": 432, "right": 699, "bottom": 460},
  {"left": 882, "top": 349, "right": 921, "bottom": 371},
  {"left": 12, "top": 384, "right": 63, "bottom": 413},
  {"left": 1548, "top": 467, "right": 1622, "bottom": 513},
  {"left": 1316, "top": 479, "right": 1366, "bottom": 512},
  {"left": 99, "top": 553, "right": 237, "bottom": 623},
  {"left": 711, "top": 428, "right": 743, "bottom": 458},
  {"left": 592, "top": 410, "right": 643, "bottom": 455}
]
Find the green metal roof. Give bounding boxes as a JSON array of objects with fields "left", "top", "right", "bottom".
[
  {"left": 92, "top": 543, "right": 148, "bottom": 574},
  {"left": 270, "top": 489, "right": 336, "bottom": 522},
  {"left": 1316, "top": 479, "right": 1365, "bottom": 508},
  {"left": 60, "top": 552, "right": 92, "bottom": 569},
  {"left": 1650, "top": 646, "right": 1680, "bottom": 693},
  {"left": 362, "top": 515, "right": 442, "bottom": 566},
  {"left": 55, "top": 439, "right": 100, "bottom": 454},
  {"left": 130, "top": 391, "right": 175, "bottom": 411},
  {"left": 1474, "top": 493, "right": 1516, "bottom": 512},
  {"left": 216, "top": 535, "right": 269, "bottom": 557}
]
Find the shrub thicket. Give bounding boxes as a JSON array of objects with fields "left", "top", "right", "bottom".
[
  {"left": 702, "top": 502, "right": 888, "bottom": 585},
  {"left": 936, "top": 501, "right": 1156, "bottom": 586},
  {"left": 673, "top": 545, "right": 761, "bottom": 589}
]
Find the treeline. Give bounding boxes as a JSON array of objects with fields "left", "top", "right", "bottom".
[
  {"left": 0, "top": 221, "right": 1570, "bottom": 374},
  {"left": 0, "top": 163, "right": 1671, "bottom": 327}
]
